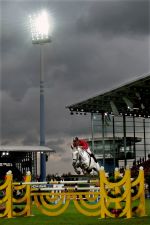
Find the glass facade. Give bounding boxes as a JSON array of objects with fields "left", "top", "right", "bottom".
[{"left": 88, "top": 113, "right": 150, "bottom": 171}]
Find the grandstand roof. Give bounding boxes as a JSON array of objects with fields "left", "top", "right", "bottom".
[
  {"left": 0, "top": 145, "right": 54, "bottom": 152},
  {"left": 66, "top": 73, "right": 150, "bottom": 117}
]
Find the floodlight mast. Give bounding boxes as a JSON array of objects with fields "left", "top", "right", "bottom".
[{"left": 29, "top": 10, "right": 51, "bottom": 181}]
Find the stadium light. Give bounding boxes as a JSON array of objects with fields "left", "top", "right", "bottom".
[
  {"left": 29, "top": 10, "right": 52, "bottom": 181},
  {"left": 29, "top": 10, "right": 52, "bottom": 44}
]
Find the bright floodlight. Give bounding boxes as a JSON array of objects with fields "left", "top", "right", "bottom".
[{"left": 29, "top": 10, "right": 52, "bottom": 44}]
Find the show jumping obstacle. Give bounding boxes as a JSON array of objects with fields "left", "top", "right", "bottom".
[{"left": 0, "top": 167, "right": 146, "bottom": 219}]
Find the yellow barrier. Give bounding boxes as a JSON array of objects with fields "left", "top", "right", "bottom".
[
  {"left": 0, "top": 171, "right": 12, "bottom": 218},
  {"left": 12, "top": 171, "right": 31, "bottom": 217},
  {"left": 0, "top": 167, "right": 146, "bottom": 219},
  {"left": 131, "top": 166, "right": 146, "bottom": 217}
]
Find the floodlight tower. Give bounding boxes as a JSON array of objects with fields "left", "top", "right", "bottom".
[{"left": 29, "top": 10, "right": 52, "bottom": 181}]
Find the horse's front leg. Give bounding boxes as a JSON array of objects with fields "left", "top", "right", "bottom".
[
  {"left": 82, "top": 168, "right": 88, "bottom": 175},
  {"left": 72, "top": 160, "right": 81, "bottom": 175}
]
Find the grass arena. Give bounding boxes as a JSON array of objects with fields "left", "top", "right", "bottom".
[{"left": 0, "top": 167, "right": 150, "bottom": 225}]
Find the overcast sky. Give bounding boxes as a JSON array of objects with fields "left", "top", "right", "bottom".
[{"left": 0, "top": 0, "right": 149, "bottom": 175}]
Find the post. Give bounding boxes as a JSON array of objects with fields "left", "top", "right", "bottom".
[
  {"left": 26, "top": 172, "right": 32, "bottom": 216},
  {"left": 123, "top": 114, "right": 127, "bottom": 167},
  {"left": 6, "top": 171, "right": 13, "bottom": 218},
  {"left": 133, "top": 115, "right": 136, "bottom": 161},
  {"left": 102, "top": 113, "right": 105, "bottom": 168},
  {"left": 112, "top": 115, "right": 116, "bottom": 169},
  {"left": 29, "top": 11, "right": 52, "bottom": 181},
  {"left": 91, "top": 113, "right": 95, "bottom": 153},
  {"left": 143, "top": 118, "right": 146, "bottom": 161},
  {"left": 40, "top": 44, "right": 46, "bottom": 181}
]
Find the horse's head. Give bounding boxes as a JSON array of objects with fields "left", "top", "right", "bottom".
[
  {"left": 71, "top": 147, "right": 79, "bottom": 162},
  {"left": 71, "top": 147, "right": 81, "bottom": 175}
]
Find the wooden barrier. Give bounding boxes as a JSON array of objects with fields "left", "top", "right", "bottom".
[
  {"left": 0, "top": 167, "right": 146, "bottom": 218},
  {"left": 0, "top": 171, "right": 12, "bottom": 218}
]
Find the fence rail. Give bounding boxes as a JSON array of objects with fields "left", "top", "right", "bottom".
[{"left": 0, "top": 167, "right": 146, "bottom": 219}]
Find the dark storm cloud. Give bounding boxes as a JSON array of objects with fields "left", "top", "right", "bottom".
[
  {"left": 46, "top": 138, "right": 66, "bottom": 153},
  {"left": 1, "top": 0, "right": 149, "bottom": 99},
  {"left": 1, "top": 1, "right": 92, "bottom": 98},
  {"left": 76, "top": 0, "right": 149, "bottom": 36},
  {"left": 0, "top": 89, "right": 40, "bottom": 143}
]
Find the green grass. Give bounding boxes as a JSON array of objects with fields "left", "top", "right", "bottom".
[{"left": 0, "top": 199, "right": 150, "bottom": 225}]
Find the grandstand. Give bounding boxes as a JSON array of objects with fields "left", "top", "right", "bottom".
[
  {"left": 0, "top": 146, "right": 54, "bottom": 181},
  {"left": 66, "top": 73, "right": 150, "bottom": 172}
]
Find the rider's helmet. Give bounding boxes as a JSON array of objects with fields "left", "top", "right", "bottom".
[
  {"left": 73, "top": 137, "right": 79, "bottom": 147},
  {"left": 73, "top": 137, "right": 79, "bottom": 141}
]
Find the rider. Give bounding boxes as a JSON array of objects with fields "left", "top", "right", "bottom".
[{"left": 72, "top": 137, "right": 97, "bottom": 163}]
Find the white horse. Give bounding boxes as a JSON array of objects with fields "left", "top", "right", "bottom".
[{"left": 72, "top": 147, "right": 100, "bottom": 175}]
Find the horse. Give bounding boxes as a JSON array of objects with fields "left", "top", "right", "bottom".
[{"left": 71, "top": 147, "right": 100, "bottom": 175}]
